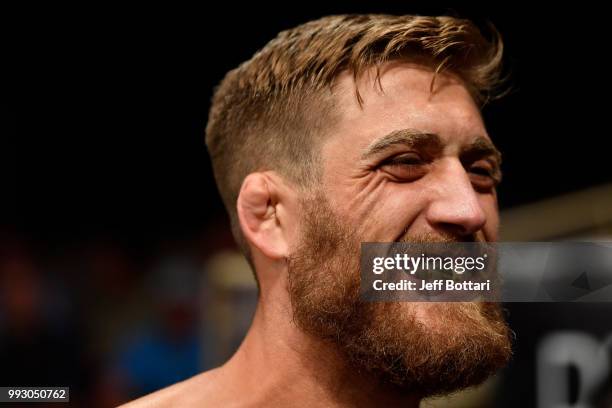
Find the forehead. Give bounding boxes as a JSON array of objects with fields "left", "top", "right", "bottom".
[{"left": 325, "top": 62, "right": 490, "bottom": 156}]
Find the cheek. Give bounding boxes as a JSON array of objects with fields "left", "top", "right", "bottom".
[
  {"left": 377, "top": 186, "right": 428, "bottom": 236},
  {"left": 341, "top": 178, "right": 428, "bottom": 241},
  {"left": 479, "top": 194, "right": 500, "bottom": 240}
]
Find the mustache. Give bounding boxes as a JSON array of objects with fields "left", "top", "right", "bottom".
[{"left": 396, "top": 230, "right": 481, "bottom": 243}]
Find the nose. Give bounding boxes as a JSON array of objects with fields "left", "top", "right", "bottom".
[{"left": 425, "top": 160, "right": 487, "bottom": 238}]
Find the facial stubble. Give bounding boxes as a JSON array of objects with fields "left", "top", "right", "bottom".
[{"left": 287, "top": 193, "right": 512, "bottom": 397}]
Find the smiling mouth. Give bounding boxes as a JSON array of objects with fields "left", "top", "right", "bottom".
[
  {"left": 393, "top": 234, "right": 482, "bottom": 244},
  {"left": 387, "top": 241, "right": 494, "bottom": 280}
]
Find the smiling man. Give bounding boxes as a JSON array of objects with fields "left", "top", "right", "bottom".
[{"left": 123, "top": 14, "right": 512, "bottom": 407}]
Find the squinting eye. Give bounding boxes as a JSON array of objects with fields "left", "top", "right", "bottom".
[
  {"left": 468, "top": 163, "right": 498, "bottom": 190},
  {"left": 383, "top": 153, "right": 424, "bottom": 166},
  {"left": 469, "top": 166, "right": 493, "bottom": 177},
  {"left": 380, "top": 153, "right": 428, "bottom": 181}
]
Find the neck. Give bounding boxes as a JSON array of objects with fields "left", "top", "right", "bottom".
[{"left": 216, "top": 281, "right": 421, "bottom": 408}]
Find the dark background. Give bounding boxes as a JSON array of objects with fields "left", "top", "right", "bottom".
[
  {"left": 7, "top": 2, "right": 612, "bottom": 407},
  {"left": 12, "top": 2, "right": 610, "bottom": 243}
]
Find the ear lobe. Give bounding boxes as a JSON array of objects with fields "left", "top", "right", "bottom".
[{"left": 236, "top": 173, "right": 288, "bottom": 260}]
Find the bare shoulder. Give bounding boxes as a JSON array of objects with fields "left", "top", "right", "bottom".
[{"left": 118, "top": 368, "right": 224, "bottom": 408}]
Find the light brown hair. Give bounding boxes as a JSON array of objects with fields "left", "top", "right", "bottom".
[{"left": 205, "top": 14, "right": 505, "bottom": 260}]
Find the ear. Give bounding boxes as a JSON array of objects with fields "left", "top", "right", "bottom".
[{"left": 236, "top": 173, "right": 289, "bottom": 260}]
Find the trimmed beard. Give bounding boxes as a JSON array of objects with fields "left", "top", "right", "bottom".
[{"left": 287, "top": 192, "right": 512, "bottom": 398}]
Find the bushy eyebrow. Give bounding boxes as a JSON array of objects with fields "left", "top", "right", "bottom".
[
  {"left": 360, "top": 129, "right": 504, "bottom": 183},
  {"left": 461, "top": 137, "right": 503, "bottom": 166},
  {"left": 360, "top": 129, "right": 443, "bottom": 160},
  {"left": 361, "top": 129, "right": 502, "bottom": 164}
]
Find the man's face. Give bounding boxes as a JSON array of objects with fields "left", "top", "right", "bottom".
[
  {"left": 287, "top": 62, "right": 511, "bottom": 396},
  {"left": 321, "top": 61, "right": 501, "bottom": 244}
]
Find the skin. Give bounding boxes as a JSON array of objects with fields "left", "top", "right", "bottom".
[{"left": 121, "top": 62, "right": 502, "bottom": 407}]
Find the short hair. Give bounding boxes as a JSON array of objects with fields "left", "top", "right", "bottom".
[{"left": 205, "top": 14, "right": 504, "bottom": 261}]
